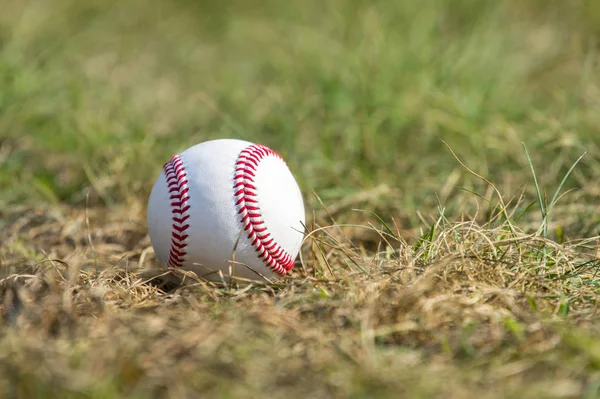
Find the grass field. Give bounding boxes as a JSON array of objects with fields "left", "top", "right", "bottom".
[{"left": 2, "top": 0, "right": 600, "bottom": 397}]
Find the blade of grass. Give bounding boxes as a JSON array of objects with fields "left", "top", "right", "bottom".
[{"left": 522, "top": 142, "right": 547, "bottom": 237}]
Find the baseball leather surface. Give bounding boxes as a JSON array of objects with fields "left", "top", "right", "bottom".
[{"left": 147, "top": 139, "right": 305, "bottom": 281}]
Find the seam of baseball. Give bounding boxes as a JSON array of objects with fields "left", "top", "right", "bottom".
[
  {"left": 163, "top": 154, "right": 190, "bottom": 268},
  {"left": 234, "top": 144, "right": 295, "bottom": 275}
]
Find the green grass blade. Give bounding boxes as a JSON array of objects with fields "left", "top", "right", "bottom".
[{"left": 522, "top": 142, "right": 547, "bottom": 237}]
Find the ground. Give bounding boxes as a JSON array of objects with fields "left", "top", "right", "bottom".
[{"left": 2, "top": 0, "right": 600, "bottom": 397}]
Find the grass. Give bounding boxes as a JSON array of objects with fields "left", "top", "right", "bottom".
[{"left": 2, "top": 0, "right": 600, "bottom": 397}]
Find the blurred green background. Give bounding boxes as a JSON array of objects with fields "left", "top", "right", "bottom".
[{"left": 1, "top": 0, "right": 600, "bottom": 232}]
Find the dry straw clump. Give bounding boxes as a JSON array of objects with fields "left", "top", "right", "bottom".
[{"left": 0, "top": 200, "right": 599, "bottom": 398}]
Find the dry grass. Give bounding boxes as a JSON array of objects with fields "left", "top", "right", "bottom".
[{"left": 1, "top": 194, "right": 600, "bottom": 398}]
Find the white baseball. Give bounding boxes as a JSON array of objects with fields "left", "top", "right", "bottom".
[{"left": 147, "top": 138, "right": 306, "bottom": 281}]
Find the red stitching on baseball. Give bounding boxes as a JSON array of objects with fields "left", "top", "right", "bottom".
[
  {"left": 163, "top": 154, "right": 190, "bottom": 268},
  {"left": 234, "top": 144, "right": 295, "bottom": 275}
]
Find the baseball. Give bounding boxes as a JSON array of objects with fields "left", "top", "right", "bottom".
[{"left": 147, "top": 138, "right": 306, "bottom": 281}]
